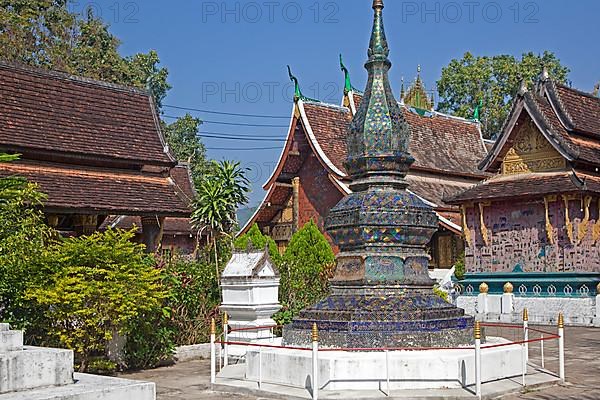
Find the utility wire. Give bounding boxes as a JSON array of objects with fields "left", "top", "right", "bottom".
[
  {"left": 206, "top": 146, "right": 282, "bottom": 151},
  {"left": 163, "top": 115, "right": 287, "bottom": 128},
  {"left": 163, "top": 104, "right": 289, "bottom": 119},
  {"left": 200, "top": 134, "right": 286, "bottom": 142},
  {"left": 202, "top": 130, "right": 285, "bottom": 138}
]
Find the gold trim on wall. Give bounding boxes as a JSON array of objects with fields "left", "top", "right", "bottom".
[
  {"left": 562, "top": 194, "right": 575, "bottom": 245},
  {"left": 478, "top": 202, "right": 491, "bottom": 246},
  {"left": 461, "top": 204, "right": 472, "bottom": 247},
  {"left": 578, "top": 195, "right": 592, "bottom": 244},
  {"left": 543, "top": 196, "right": 556, "bottom": 244},
  {"left": 501, "top": 120, "right": 566, "bottom": 175},
  {"left": 593, "top": 199, "right": 600, "bottom": 243}
]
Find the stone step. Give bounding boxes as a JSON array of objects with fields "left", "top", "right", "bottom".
[
  {"left": 0, "top": 347, "right": 73, "bottom": 394},
  {"left": 0, "top": 373, "right": 155, "bottom": 400},
  {"left": 0, "top": 330, "right": 23, "bottom": 352}
]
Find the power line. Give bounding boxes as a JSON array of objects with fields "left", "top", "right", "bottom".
[
  {"left": 206, "top": 146, "right": 282, "bottom": 151},
  {"left": 163, "top": 104, "right": 289, "bottom": 119},
  {"left": 200, "top": 134, "right": 286, "bottom": 142},
  {"left": 163, "top": 115, "right": 287, "bottom": 128},
  {"left": 202, "top": 130, "right": 285, "bottom": 138}
]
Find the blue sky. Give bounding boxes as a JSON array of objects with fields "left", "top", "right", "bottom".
[{"left": 75, "top": 0, "right": 600, "bottom": 206}]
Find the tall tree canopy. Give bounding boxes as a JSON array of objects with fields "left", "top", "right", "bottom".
[
  {"left": 437, "top": 51, "right": 570, "bottom": 138},
  {"left": 1, "top": 1, "right": 207, "bottom": 174}
]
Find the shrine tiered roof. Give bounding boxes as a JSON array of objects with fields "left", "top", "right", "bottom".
[{"left": 452, "top": 75, "right": 600, "bottom": 203}]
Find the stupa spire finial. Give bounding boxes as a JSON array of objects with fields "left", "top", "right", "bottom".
[{"left": 345, "top": 0, "right": 412, "bottom": 189}]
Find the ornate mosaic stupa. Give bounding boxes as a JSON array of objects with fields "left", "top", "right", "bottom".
[{"left": 283, "top": 0, "right": 474, "bottom": 348}]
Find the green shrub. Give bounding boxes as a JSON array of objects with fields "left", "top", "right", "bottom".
[
  {"left": 234, "top": 224, "right": 282, "bottom": 264},
  {"left": 0, "top": 154, "right": 53, "bottom": 336},
  {"left": 27, "top": 229, "right": 167, "bottom": 372},
  {"left": 433, "top": 285, "right": 450, "bottom": 302},
  {"left": 275, "top": 220, "right": 335, "bottom": 322},
  {"left": 454, "top": 252, "right": 466, "bottom": 280},
  {"left": 161, "top": 258, "right": 221, "bottom": 346}
]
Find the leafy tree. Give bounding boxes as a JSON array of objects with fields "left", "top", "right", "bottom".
[
  {"left": 0, "top": 0, "right": 75, "bottom": 70},
  {"left": 27, "top": 229, "right": 166, "bottom": 372},
  {"left": 0, "top": 2, "right": 170, "bottom": 107},
  {"left": 162, "top": 114, "right": 208, "bottom": 184},
  {"left": 275, "top": 220, "right": 335, "bottom": 324},
  {"left": 0, "top": 154, "right": 52, "bottom": 329},
  {"left": 191, "top": 160, "right": 250, "bottom": 276},
  {"left": 234, "top": 223, "right": 282, "bottom": 264},
  {"left": 437, "top": 51, "right": 570, "bottom": 138}
]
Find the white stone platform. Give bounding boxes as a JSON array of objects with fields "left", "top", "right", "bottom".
[
  {"left": 242, "top": 337, "right": 522, "bottom": 391},
  {"left": 0, "top": 324, "right": 155, "bottom": 400},
  {"left": 216, "top": 363, "right": 559, "bottom": 400},
  {"left": 0, "top": 373, "right": 155, "bottom": 400}
]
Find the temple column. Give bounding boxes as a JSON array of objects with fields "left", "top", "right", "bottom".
[
  {"left": 73, "top": 215, "right": 98, "bottom": 236},
  {"left": 141, "top": 216, "right": 165, "bottom": 253},
  {"left": 292, "top": 177, "right": 300, "bottom": 233}
]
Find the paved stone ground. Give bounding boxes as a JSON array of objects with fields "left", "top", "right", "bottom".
[{"left": 122, "top": 326, "right": 600, "bottom": 399}]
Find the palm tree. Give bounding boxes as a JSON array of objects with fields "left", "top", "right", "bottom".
[{"left": 191, "top": 160, "right": 250, "bottom": 276}]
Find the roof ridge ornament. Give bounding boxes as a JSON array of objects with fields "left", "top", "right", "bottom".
[
  {"left": 518, "top": 79, "right": 529, "bottom": 96},
  {"left": 472, "top": 99, "right": 483, "bottom": 121},
  {"left": 287, "top": 65, "right": 320, "bottom": 103},
  {"left": 340, "top": 54, "right": 359, "bottom": 94}
]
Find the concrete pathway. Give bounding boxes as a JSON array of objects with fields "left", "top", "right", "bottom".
[{"left": 122, "top": 326, "right": 600, "bottom": 399}]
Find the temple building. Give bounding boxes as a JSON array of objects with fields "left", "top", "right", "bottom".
[
  {"left": 241, "top": 62, "right": 489, "bottom": 269},
  {"left": 0, "top": 62, "right": 194, "bottom": 252},
  {"left": 448, "top": 72, "right": 600, "bottom": 325}
]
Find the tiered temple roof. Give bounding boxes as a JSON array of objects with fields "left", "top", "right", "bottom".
[
  {"left": 0, "top": 62, "right": 193, "bottom": 217},
  {"left": 449, "top": 74, "right": 600, "bottom": 203},
  {"left": 242, "top": 73, "right": 489, "bottom": 235}
]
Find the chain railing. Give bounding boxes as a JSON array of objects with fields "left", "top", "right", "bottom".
[{"left": 210, "top": 310, "right": 566, "bottom": 400}]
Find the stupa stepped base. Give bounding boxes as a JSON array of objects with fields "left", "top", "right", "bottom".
[{"left": 283, "top": 291, "right": 474, "bottom": 348}]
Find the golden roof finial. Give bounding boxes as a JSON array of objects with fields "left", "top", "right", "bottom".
[
  {"left": 558, "top": 313, "right": 564, "bottom": 328},
  {"left": 523, "top": 308, "right": 529, "bottom": 322},
  {"left": 311, "top": 323, "right": 319, "bottom": 342},
  {"left": 474, "top": 320, "right": 481, "bottom": 340},
  {"left": 503, "top": 282, "right": 514, "bottom": 294},
  {"left": 210, "top": 318, "right": 216, "bottom": 335},
  {"left": 373, "top": 0, "right": 384, "bottom": 10},
  {"left": 223, "top": 312, "right": 228, "bottom": 326}
]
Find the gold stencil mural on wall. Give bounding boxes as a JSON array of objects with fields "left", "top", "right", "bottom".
[{"left": 502, "top": 120, "right": 566, "bottom": 175}]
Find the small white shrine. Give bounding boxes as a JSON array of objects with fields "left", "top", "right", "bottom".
[{"left": 220, "top": 248, "right": 281, "bottom": 343}]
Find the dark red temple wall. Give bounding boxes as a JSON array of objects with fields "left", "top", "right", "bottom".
[
  {"left": 161, "top": 234, "right": 196, "bottom": 255},
  {"left": 464, "top": 198, "right": 600, "bottom": 273},
  {"left": 297, "top": 152, "right": 344, "bottom": 249}
]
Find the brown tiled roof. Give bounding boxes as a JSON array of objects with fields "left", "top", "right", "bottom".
[
  {"left": 0, "top": 161, "right": 190, "bottom": 216},
  {"left": 447, "top": 170, "right": 600, "bottom": 203},
  {"left": 0, "top": 62, "right": 174, "bottom": 166},
  {"left": 169, "top": 164, "right": 195, "bottom": 203},
  {"left": 480, "top": 81, "right": 600, "bottom": 173},
  {"left": 555, "top": 84, "right": 600, "bottom": 135},
  {"left": 301, "top": 101, "right": 487, "bottom": 178},
  {"left": 406, "top": 176, "right": 474, "bottom": 208}
]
